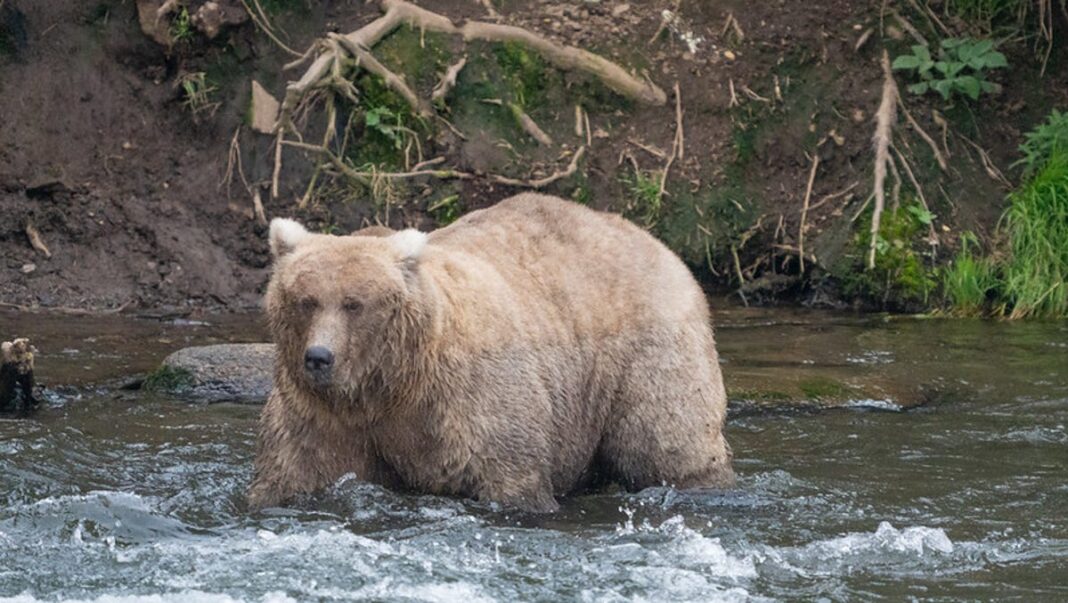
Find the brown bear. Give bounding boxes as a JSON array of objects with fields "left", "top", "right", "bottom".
[{"left": 248, "top": 193, "right": 734, "bottom": 512}]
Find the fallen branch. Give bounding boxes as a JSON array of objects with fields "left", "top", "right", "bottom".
[{"left": 869, "top": 51, "right": 898, "bottom": 270}]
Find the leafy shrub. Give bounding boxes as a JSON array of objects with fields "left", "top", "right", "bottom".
[{"left": 892, "top": 38, "right": 1007, "bottom": 100}]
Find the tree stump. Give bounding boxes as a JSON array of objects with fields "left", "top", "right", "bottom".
[{"left": 1, "top": 338, "right": 38, "bottom": 411}]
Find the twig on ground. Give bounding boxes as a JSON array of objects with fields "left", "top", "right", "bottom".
[
  {"left": 627, "top": 138, "right": 668, "bottom": 159},
  {"left": 808, "top": 181, "right": 859, "bottom": 212},
  {"left": 491, "top": 147, "right": 586, "bottom": 188},
  {"left": 956, "top": 133, "right": 1011, "bottom": 188}
]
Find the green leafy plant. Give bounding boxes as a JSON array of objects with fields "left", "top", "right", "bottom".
[
  {"left": 1016, "top": 109, "right": 1068, "bottom": 176},
  {"left": 892, "top": 38, "right": 1007, "bottom": 100},
  {"left": 169, "top": 6, "right": 193, "bottom": 42},
  {"left": 841, "top": 201, "right": 938, "bottom": 308},
  {"left": 364, "top": 106, "right": 405, "bottom": 149}
]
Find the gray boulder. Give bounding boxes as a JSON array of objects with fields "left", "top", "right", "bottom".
[{"left": 151, "top": 343, "right": 274, "bottom": 404}]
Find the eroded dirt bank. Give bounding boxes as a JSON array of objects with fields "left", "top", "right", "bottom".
[{"left": 1, "top": 1, "right": 1065, "bottom": 313}]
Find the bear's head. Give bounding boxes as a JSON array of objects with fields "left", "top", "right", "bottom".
[{"left": 266, "top": 218, "right": 430, "bottom": 399}]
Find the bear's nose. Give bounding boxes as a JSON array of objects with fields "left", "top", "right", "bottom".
[{"left": 304, "top": 346, "right": 334, "bottom": 374}]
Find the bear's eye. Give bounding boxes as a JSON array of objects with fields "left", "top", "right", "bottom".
[
  {"left": 342, "top": 299, "right": 363, "bottom": 314},
  {"left": 298, "top": 297, "right": 319, "bottom": 312}
]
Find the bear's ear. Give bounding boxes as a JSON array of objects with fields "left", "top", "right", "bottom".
[
  {"left": 388, "top": 228, "right": 428, "bottom": 261},
  {"left": 269, "top": 218, "right": 310, "bottom": 259}
]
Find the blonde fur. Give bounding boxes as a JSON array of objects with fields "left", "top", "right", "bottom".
[{"left": 249, "top": 194, "right": 734, "bottom": 512}]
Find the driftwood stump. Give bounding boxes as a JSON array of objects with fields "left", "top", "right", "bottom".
[{"left": 1, "top": 338, "right": 38, "bottom": 411}]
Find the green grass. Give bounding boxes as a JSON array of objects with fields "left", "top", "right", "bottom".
[
  {"left": 941, "top": 232, "right": 999, "bottom": 316},
  {"left": 1001, "top": 150, "right": 1068, "bottom": 318},
  {"left": 169, "top": 7, "right": 194, "bottom": 42},
  {"left": 798, "top": 376, "right": 853, "bottom": 401},
  {"left": 621, "top": 168, "right": 663, "bottom": 228},
  {"left": 1016, "top": 109, "right": 1068, "bottom": 176}
]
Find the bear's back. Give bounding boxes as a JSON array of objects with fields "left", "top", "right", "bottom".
[{"left": 428, "top": 194, "right": 708, "bottom": 333}]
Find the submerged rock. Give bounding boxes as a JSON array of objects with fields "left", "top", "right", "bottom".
[{"left": 152, "top": 343, "right": 274, "bottom": 404}]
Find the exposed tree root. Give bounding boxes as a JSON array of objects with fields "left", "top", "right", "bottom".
[
  {"left": 869, "top": 50, "right": 898, "bottom": 271},
  {"left": 432, "top": 56, "right": 467, "bottom": 104},
  {"left": 798, "top": 152, "right": 820, "bottom": 273},
  {"left": 271, "top": 0, "right": 659, "bottom": 204},
  {"left": 491, "top": 147, "right": 586, "bottom": 188}
]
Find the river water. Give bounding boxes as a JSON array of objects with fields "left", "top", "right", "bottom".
[{"left": 1, "top": 308, "right": 1065, "bottom": 601}]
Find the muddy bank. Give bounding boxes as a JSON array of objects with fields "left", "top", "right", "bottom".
[{"left": 0, "top": 1, "right": 1065, "bottom": 312}]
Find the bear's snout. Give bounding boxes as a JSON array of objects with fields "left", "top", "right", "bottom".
[{"left": 304, "top": 346, "right": 335, "bottom": 381}]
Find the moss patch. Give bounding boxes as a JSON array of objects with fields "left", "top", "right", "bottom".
[{"left": 143, "top": 366, "right": 195, "bottom": 393}]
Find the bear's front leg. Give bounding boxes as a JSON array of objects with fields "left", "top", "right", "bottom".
[
  {"left": 248, "top": 388, "right": 385, "bottom": 509},
  {"left": 474, "top": 471, "right": 559, "bottom": 513}
]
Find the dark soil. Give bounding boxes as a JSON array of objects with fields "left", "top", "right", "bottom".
[{"left": 1, "top": 0, "right": 1065, "bottom": 313}]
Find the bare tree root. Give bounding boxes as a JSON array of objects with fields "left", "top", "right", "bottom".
[
  {"left": 271, "top": 0, "right": 659, "bottom": 203},
  {"left": 332, "top": 33, "right": 433, "bottom": 118},
  {"left": 432, "top": 56, "right": 467, "bottom": 104},
  {"left": 655, "top": 82, "right": 684, "bottom": 207},
  {"left": 482, "top": 98, "right": 553, "bottom": 145},
  {"left": 897, "top": 96, "right": 947, "bottom": 172},
  {"left": 798, "top": 152, "right": 820, "bottom": 273},
  {"left": 869, "top": 50, "right": 898, "bottom": 271},
  {"left": 491, "top": 147, "right": 587, "bottom": 188}
]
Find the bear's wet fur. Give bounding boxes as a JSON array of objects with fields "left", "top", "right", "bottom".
[{"left": 248, "top": 193, "right": 734, "bottom": 512}]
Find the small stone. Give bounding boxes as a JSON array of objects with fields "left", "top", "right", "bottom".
[
  {"left": 723, "top": 50, "right": 737, "bottom": 61},
  {"left": 612, "top": 3, "right": 630, "bottom": 17},
  {"left": 20, "top": 263, "right": 36, "bottom": 274},
  {"left": 852, "top": 109, "right": 866, "bottom": 123}
]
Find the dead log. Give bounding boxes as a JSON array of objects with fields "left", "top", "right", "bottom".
[{"left": 1, "top": 338, "right": 38, "bottom": 411}]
